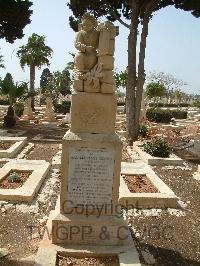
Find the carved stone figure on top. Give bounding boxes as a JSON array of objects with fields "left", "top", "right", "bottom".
[
  {"left": 74, "top": 13, "right": 99, "bottom": 73},
  {"left": 73, "top": 13, "right": 117, "bottom": 94},
  {"left": 74, "top": 13, "right": 100, "bottom": 92}
]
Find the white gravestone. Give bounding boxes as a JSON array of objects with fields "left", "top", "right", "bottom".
[{"left": 67, "top": 147, "right": 115, "bottom": 206}]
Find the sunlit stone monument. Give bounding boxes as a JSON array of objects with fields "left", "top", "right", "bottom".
[
  {"left": 43, "top": 97, "right": 56, "bottom": 122},
  {"left": 21, "top": 97, "right": 34, "bottom": 120},
  {"left": 52, "top": 13, "right": 130, "bottom": 246}
]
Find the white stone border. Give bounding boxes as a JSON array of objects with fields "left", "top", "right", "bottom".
[
  {"left": 133, "top": 141, "right": 183, "bottom": 166},
  {"left": 119, "top": 162, "right": 178, "bottom": 208},
  {"left": 0, "top": 137, "right": 27, "bottom": 158},
  {"left": 35, "top": 242, "right": 141, "bottom": 266},
  {"left": 0, "top": 159, "right": 50, "bottom": 202}
]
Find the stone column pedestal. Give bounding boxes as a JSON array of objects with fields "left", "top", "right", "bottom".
[{"left": 51, "top": 130, "right": 130, "bottom": 246}]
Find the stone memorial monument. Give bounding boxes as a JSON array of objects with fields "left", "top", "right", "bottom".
[
  {"left": 43, "top": 97, "right": 56, "bottom": 122},
  {"left": 21, "top": 97, "right": 34, "bottom": 120},
  {"left": 51, "top": 13, "right": 130, "bottom": 246}
]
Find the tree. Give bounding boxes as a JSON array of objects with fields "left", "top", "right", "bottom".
[
  {"left": 173, "top": 89, "right": 183, "bottom": 105},
  {"left": 114, "top": 70, "right": 127, "bottom": 90},
  {"left": 0, "top": 0, "right": 32, "bottom": 43},
  {"left": 147, "top": 71, "right": 187, "bottom": 101},
  {"left": 16, "top": 33, "right": 53, "bottom": 109},
  {"left": 146, "top": 82, "right": 166, "bottom": 107},
  {"left": 40, "top": 68, "right": 52, "bottom": 93},
  {"left": 0, "top": 73, "right": 28, "bottom": 127},
  {"left": 51, "top": 69, "right": 71, "bottom": 95},
  {"left": 41, "top": 68, "right": 71, "bottom": 102},
  {"left": 68, "top": 0, "right": 200, "bottom": 144}
]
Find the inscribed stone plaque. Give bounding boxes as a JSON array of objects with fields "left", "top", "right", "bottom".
[{"left": 67, "top": 148, "right": 115, "bottom": 206}]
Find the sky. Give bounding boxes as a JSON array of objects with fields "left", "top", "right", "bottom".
[{"left": 0, "top": 0, "right": 200, "bottom": 95}]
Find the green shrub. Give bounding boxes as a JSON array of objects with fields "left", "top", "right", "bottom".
[
  {"left": 55, "top": 101, "right": 71, "bottom": 114},
  {"left": 147, "top": 108, "right": 173, "bottom": 123},
  {"left": 149, "top": 103, "right": 191, "bottom": 108},
  {"left": 147, "top": 108, "right": 187, "bottom": 123},
  {"left": 7, "top": 172, "right": 21, "bottom": 183},
  {"left": 14, "top": 102, "right": 24, "bottom": 117},
  {"left": 170, "top": 109, "right": 187, "bottom": 119},
  {"left": 139, "top": 124, "right": 149, "bottom": 137},
  {"left": 143, "top": 138, "right": 171, "bottom": 158}
]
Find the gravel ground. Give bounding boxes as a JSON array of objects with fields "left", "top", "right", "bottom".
[
  {"left": 26, "top": 143, "right": 60, "bottom": 162},
  {"left": 0, "top": 120, "right": 199, "bottom": 265},
  {"left": 128, "top": 151, "right": 200, "bottom": 266}
]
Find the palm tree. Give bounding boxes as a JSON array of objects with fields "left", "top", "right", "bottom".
[
  {"left": 0, "top": 73, "right": 28, "bottom": 127},
  {"left": 16, "top": 33, "right": 53, "bottom": 110}
]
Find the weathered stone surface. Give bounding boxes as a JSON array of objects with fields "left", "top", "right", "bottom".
[
  {"left": 67, "top": 148, "right": 115, "bottom": 206},
  {"left": 70, "top": 92, "right": 117, "bottom": 134},
  {"left": 44, "top": 97, "right": 56, "bottom": 122},
  {"left": 73, "top": 79, "right": 83, "bottom": 92},
  {"left": 60, "top": 131, "right": 122, "bottom": 216},
  {"left": 73, "top": 13, "right": 117, "bottom": 93},
  {"left": 101, "top": 83, "right": 115, "bottom": 94},
  {"left": 52, "top": 213, "right": 129, "bottom": 245},
  {"left": 98, "top": 55, "right": 114, "bottom": 70},
  {"left": 101, "top": 70, "right": 115, "bottom": 85},
  {"left": 21, "top": 97, "right": 34, "bottom": 120}
]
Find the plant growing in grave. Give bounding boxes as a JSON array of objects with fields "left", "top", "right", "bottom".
[
  {"left": 143, "top": 138, "right": 171, "bottom": 158},
  {"left": 139, "top": 124, "right": 149, "bottom": 138},
  {"left": 7, "top": 172, "right": 21, "bottom": 183}
]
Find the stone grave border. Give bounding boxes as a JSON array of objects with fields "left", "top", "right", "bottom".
[
  {"left": 119, "top": 162, "right": 178, "bottom": 208},
  {"left": 0, "top": 136, "right": 27, "bottom": 158},
  {"left": 35, "top": 199, "right": 141, "bottom": 266},
  {"left": 133, "top": 141, "right": 183, "bottom": 166},
  {"left": 0, "top": 159, "right": 50, "bottom": 202}
]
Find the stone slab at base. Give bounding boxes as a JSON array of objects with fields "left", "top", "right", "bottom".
[
  {"left": 52, "top": 213, "right": 130, "bottom": 246},
  {"left": 0, "top": 159, "right": 50, "bottom": 202},
  {"left": 35, "top": 199, "right": 141, "bottom": 266},
  {"left": 70, "top": 92, "right": 117, "bottom": 134},
  {"left": 0, "top": 136, "right": 27, "bottom": 158}
]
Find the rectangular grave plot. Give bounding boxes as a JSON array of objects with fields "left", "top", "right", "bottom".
[
  {"left": 0, "top": 141, "right": 15, "bottom": 150},
  {"left": 123, "top": 174, "right": 159, "bottom": 193},
  {"left": 56, "top": 254, "right": 120, "bottom": 266},
  {"left": 0, "top": 169, "right": 33, "bottom": 189},
  {"left": 0, "top": 137, "right": 27, "bottom": 158}
]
